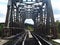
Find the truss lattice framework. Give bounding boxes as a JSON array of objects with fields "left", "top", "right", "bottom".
[{"left": 4, "top": 0, "right": 57, "bottom": 38}]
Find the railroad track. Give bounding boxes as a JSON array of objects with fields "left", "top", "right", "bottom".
[
  {"left": 32, "top": 33, "right": 52, "bottom": 45},
  {"left": 3, "top": 30, "right": 52, "bottom": 45},
  {"left": 3, "top": 32, "right": 26, "bottom": 45}
]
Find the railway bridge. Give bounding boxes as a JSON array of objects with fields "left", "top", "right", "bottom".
[{"left": 2, "top": 0, "right": 57, "bottom": 45}]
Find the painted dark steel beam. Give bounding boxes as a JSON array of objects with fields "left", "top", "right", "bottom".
[{"left": 4, "top": 0, "right": 57, "bottom": 38}]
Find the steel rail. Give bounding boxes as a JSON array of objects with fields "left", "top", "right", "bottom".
[
  {"left": 3, "top": 33, "right": 26, "bottom": 45},
  {"left": 5, "top": 32, "right": 24, "bottom": 40},
  {"left": 32, "top": 33, "right": 42, "bottom": 45},
  {"left": 22, "top": 31, "right": 42, "bottom": 45},
  {"left": 22, "top": 33, "right": 27, "bottom": 45},
  {"left": 35, "top": 34, "right": 52, "bottom": 45},
  {"left": 13, "top": 33, "right": 26, "bottom": 45}
]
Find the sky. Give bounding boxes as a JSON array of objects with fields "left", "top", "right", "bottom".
[{"left": 0, "top": 0, "right": 60, "bottom": 24}]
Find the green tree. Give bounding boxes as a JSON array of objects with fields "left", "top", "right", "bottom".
[
  {"left": 0, "top": 24, "right": 3, "bottom": 36},
  {"left": 55, "top": 20, "right": 60, "bottom": 33}
]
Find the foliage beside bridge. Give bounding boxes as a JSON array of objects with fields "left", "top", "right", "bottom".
[
  {"left": 55, "top": 20, "right": 60, "bottom": 33},
  {"left": 0, "top": 23, "right": 3, "bottom": 36},
  {"left": 25, "top": 24, "right": 34, "bottom": 31}
]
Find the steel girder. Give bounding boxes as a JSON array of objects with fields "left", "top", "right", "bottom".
[{"left": 4, "top": 0, "right": 57, "bottom": 38}]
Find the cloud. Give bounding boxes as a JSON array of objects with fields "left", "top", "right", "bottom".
[
  {"left": 54, "top": 14, "right": 60, "bottom": 21},
  {"left": 53, "top": 9, "right": 60, "bottom": 14},
  {"left": 0, "top": 5, "right": 7, "bottom": 15},
  {"left": 51, "top": 0, "right": 60, "bottom": 10},
  {"left": 0, "top": 0, "right": 8, "bottom": 23},
  {"left": 0, "top": 12, "right": 6, "bottom": 23},
  {"left": 24, "top": 19, "right": 34, "bottom": 25},
  {"left": 0, "top": 4, "right": 7, "bottom": 21},
  {"left": 51, "top": 0, "right": 60, "bottom": 21},
  {"left": 0, "top": 2, "right": 7, "bottom": 15},
  {"left": 0, "top": 16, "right": 6, "bottom": 23},
  {"left": 0, "top": 0, "right": 8, "bottom": 3},
  {"left": 51, "top": 0, "right": 60, "bottom": 14},
  {"left": 0, "top": 13, "right": 5, "bottom": 17}
]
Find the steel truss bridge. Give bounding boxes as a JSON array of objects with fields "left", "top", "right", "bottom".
[{"left": 2, "top": 0, "right": 57, "bottom": 45}]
